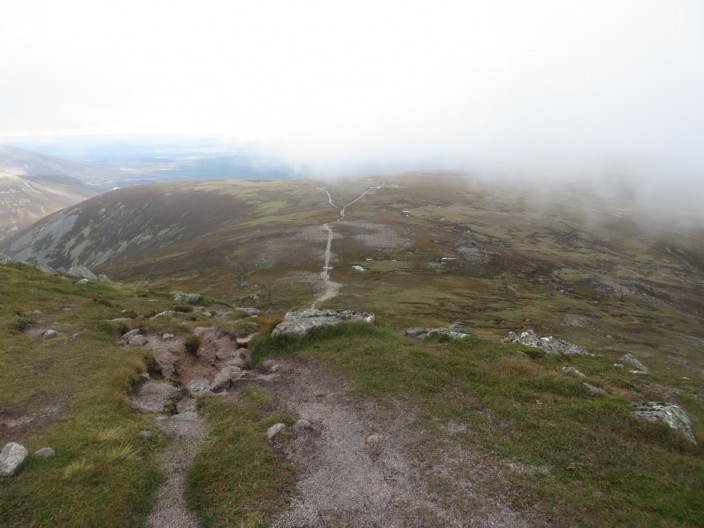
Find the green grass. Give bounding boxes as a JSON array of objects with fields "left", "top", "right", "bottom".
[
  {"left": 187, "top": 388, "right": 296, "bottom": 528},
  {"left": 252, "top": 323, "right": 704, "bottom": 527},
  {"left": 0, "top": 263, "right": 177, "bottom": 528}
]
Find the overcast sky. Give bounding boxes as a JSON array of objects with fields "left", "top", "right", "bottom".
[{"left": 1, "top": 0, "right": 703, "bottom": 176}]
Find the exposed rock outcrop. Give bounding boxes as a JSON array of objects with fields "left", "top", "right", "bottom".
[
  {"left": 65, "top": 265, "right": 98, "bottom": 281},
  {"left": 272, "top": 309, "right": 375, "bottom": 336},
  {"left": 503, "top": 330, "right": 591, "bottom": 356},
  {"left": 630, "top": 402, "right": 696, "bottom": 444}
]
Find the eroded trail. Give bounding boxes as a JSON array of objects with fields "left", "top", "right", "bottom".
[
  {"left": 311, "top": 185, "right": 382, "bottom": 308},
  {"left": 266, "top": 360, "right": 527, "bottom": 528}
]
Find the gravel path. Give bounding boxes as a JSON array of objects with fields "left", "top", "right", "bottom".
[{"left": 267, "top": 360, "right": 528, "bottom": 528}]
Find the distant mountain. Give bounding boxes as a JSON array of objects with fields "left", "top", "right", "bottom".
[
  {"left": 0, "top": 145, "right": 121, "bottom": 183},
  {"left": 0, "top": 170, "right": 101, "bottom": 240}
]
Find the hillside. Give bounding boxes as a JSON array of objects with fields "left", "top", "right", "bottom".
[
  {"left": 0, "top": 260, "right": 702, "bottom": 527},
  {"left": 3, "top": 174, "right": 704, "bottom": 381},
  {"left": 0, "top": 171, "right": 101, "bottom": 240}
]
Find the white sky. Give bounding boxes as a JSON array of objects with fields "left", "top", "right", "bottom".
[{"left": 1, "top": 0, "right": 703, "bottom": 175}]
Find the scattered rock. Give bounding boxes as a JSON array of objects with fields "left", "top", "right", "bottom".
[
  {"left": 267, "top": 423, "right": 286, "bottom": 441},
  {"left": 215, "top": 349, "right": 236, "bottom": 360},
  {"left": 293, "top": 419, "right": 312, "bottom": 430},
  {"left": 151, "top": 311, "right": 174, "bottom": 320},
  {"left": 583, "top": 383, "right": 609, "bottom": 397},
  {"left": 257, "top": 359, "right": 279, "bottom": 374},
  {"left": 210, "top": 366, "right": 243, "bottom": 392},
  {"left": 34, "top": 263, "right": 57, "bottom": 275},
  {"left": 613, "top": 363, "right": 625, "bottom": 369},
  {"left": 175, "top": 292, "right": 201, "bottom": 303},
  {"left": 622, "top": 354, "right": 648, "bottom": 374},
  {"left": 365, "top": 433, "right": 383, "bottom": 445},
  {"left": 186, "top": 379, "right": 212, "bottom": 396},
  {"left": 111, "top": 317, "right": 132, "bottom": 322},
  {"left": 97, "top": 274, "right": 110, "bottom": 282},
  {"left": 76, "top": 278, "right": 90, "bottom": 285},
  {"left": 157, "top": 360, "right": 175, "bottom": 379},
  {"left": 503, "top": 330, "right": 590, "bottom": 356},
  {"left": 42, "top": 329, "right": 62, "bottom": 340},
  {"left": 121, "top": 328, "right": 141, "bottom": 341},
  {"left": 0, "top": 442, "right": 28, "bottom": 476},
  {"left": 33, "top": 447, "right": 55, "bottom": 458},
  {"left": 236, "top": 334, "right": 255, "bottom": 346},
  {"left": 193, "top": 327, "right": 212, "bottom": 335},
  {"left": 352, "top": 265, "right": 367, "bottom": 271},
  {"left": 172, "top": 411, "right": 200, "bottom": 421},
  {"left": 236, "top": 307, "right": 261, "bottom": 316},
  {"left": 562, "top": 366, "right": 586, "bottom": 378},
  {"left": 630, "top": 402, "right": 696, "bottom": 444},
  {"left": 427, "top": 321, "right": 471, "bottom": 339},
  {"left": 128, "top": 334, "right": 148, "bottom": 347},
  {"left": 139, "top": 430, "right": 153, "bottom": 438},
  {"left": 162, "top": 333, "right": 175, "bottom": 340},
  {"left": 65, "top": 265, "right": 97, "bottom": 281},
  {"left": 272, "top": 309, "right": 375, "bottom": 336},
  {"left": 0, "top": 252, "right": 14, "bottom": 264},
  {"left": 404, "top": 327, "right": 428, "bottom": 338}
]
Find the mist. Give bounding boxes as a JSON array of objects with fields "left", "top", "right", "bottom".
[{"left": 2, "top": 0, "right": 703, "bottom": 222}]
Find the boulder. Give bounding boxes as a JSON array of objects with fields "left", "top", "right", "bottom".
[
  {"left": 65, "top": 265, "right": 98, "bottom": 281},
  {"left": 42, "top": 329, "right": 62, "bottom": 340},
  {"left": 0, "top": 442, "right": 28, "bottom": 476},
  {"left": 175, "top": 292, "right": 201, "bottom": 303},
  {"left": 622, "top": 354, "right": 648, "bottom": 374},
  {"left": 631, "top": 402, "right": 696, "bottom": 444},
  {"left": 503, "top": 330, "right": 590, "bottom": 356},
  {"left": 293, "top": 419, "right": 312, "bottom": 430},
  {"left": 272, "top": 309, "right": 375, "bottom": 336},
  {"left": 76, "top": 278, "right": 90, "bottom": 285},
  {"left": 162, "top": 333, "right": 175, "bottom": 340},
  {"left": 151, "top": 311, "right": 174, "bottom": 320},
  {"left": 97, "top": 274, "right": 110, "bottom": 282}
]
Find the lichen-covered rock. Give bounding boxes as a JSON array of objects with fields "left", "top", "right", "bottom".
[
  {"left": 272, "top": 309, "right": 375, "bottom": 336},
  {"left": 631, "top": 402, "right": 696, "bottom": 444},
  {"left": 0, "top": 442, "right": 28, "bottom": 476},
  {"left": 175, "top": 292, "right": 201, "bottom": 303},
  {"left": 503, "top": 330, "right": 590, "bottom": 356}
]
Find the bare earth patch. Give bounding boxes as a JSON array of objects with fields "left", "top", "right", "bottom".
[{"left": 261, "top": 359, "right": 527, "bottom": 528}]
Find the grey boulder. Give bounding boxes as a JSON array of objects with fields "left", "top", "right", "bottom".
[{"left": 1, "top": 442, "right": 28, "bottom": 476}]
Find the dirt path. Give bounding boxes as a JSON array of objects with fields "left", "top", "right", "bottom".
[
  {"left": 311, "top": 185, "right": 383, "bottom": 308},
  {"left": 265, "top": 360, "right": 528, "bottom": 528}
]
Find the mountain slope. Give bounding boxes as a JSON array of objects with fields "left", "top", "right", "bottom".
[
  {"left": 0, "top": 171, "right": 101, "bottom": 240},
  {"left": 3, "top": 174, "right": 704, "bottom": 382}
]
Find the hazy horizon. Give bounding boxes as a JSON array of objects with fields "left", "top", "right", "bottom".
[{"left": 2, "top": 1, "right": 703, "bottom": 189}]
